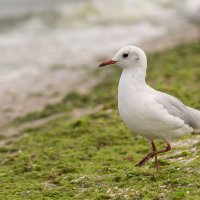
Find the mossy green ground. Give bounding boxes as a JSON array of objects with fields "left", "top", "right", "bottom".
[{"left": 1, "top": 42, "right": 200, "bottom": 200}]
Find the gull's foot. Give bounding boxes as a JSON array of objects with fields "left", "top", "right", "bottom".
[{"left": 135, "top": 152, "right": 154, "bottom": 167}]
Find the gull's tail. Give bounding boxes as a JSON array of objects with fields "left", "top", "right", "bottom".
[{"left": 187, "top": 106, "right": 200, "bottom": 133}]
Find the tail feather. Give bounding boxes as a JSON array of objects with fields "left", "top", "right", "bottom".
[{"left": 187, "top": 106, "right": 200, "bottom": 129}]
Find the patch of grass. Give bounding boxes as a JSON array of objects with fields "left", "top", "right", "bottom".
[
  {"left": 3, "top": 108, "right": 13, "bottom": 113},
  {"left": 168, "top": 151, "right": 190, "bottom": 159},
  {"left": 50, "top": 64, "right": 66, "bottom": 71},
  {"left": 28, "top": 92, "right": 43, "bottom": 97},
  {"left": 0, "top": 14, "right": 33, "bottom": 32},
  {"left": 1, "top": 41, "right": 200, "bottom": 199}
]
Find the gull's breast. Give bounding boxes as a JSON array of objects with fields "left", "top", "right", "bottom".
[{"left": 118, "top": 87, "right": 151, "bottom": 135}]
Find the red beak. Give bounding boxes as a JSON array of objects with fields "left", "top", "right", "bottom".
[{"left": 99, "top": 60, "right": 117, "bottom": 67}]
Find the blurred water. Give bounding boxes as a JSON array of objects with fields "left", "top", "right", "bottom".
[
  {"left": 0, "top": 0, "right": 179, "bottom": 77},
  {"left": 0, "top": 0, "right": 199, "bottom": 77},
  {"left": 0, "top": 0, "right": 63, "bottom": 17}
]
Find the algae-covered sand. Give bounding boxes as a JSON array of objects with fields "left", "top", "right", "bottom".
[{"left": 1, "top": 42, "right": 200, "bottom": 199}]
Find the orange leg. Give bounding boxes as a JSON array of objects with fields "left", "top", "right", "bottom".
[
  {"left": 136, "top": 142, "right": 172, "bottom": 170},
  {"left": 151, "top": 141, "right": 160, "bottom": 170}
]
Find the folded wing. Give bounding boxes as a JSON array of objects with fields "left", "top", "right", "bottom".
[{"left": 155, "top": 91, "right": 200, "bottom": 129}]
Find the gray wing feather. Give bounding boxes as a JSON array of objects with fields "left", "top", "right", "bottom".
[
  {"left": 186, "top": 106, "right": 200, "bottom": 129},
  {"left": 155, "top": 92, "right": 200, "bottom": 129}
]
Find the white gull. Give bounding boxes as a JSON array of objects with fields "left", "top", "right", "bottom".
[{"left": 99, "top": 45, "right": 200, "bottom": 169}]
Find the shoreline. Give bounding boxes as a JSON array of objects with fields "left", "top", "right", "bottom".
[{"left": 0, "top": 23, "right": 199, "bottom": 131}]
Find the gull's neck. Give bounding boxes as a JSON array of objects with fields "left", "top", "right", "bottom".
[{"left": 120, "top": 65, "right": 147, "bottom": 89}]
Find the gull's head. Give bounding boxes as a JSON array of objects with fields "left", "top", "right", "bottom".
[{"left": 99, "top": 45, "right": 147, "bottom": 69}]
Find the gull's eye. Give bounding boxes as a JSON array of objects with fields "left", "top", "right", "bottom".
[{"left": 122, "top": 53, "right": 129, "bottom": 58}]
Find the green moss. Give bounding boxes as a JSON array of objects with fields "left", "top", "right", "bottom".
[
  {"left": 1, "top": 41, "right": 200, "bottom": 199},
  {"left": 170, "top": 188, "right": 187, "bottom": 200}
]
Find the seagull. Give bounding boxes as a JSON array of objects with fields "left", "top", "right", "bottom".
[{"left": 99, "top": 45, "right": 200, "bottom": 170}]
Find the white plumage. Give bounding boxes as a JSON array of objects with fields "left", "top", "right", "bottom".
[{"left": 99, "top": 45, "right": 200, "bottom": 169}]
